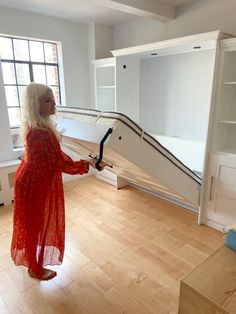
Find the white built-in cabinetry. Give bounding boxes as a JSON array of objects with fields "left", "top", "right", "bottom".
[
  {"left": 92, "top": 32, "right": 236, "bottom": 231},
  {"left": 200, "top": 39, "right": 236, "bottom": 230},
  {"left": 92, "top": 57, "right": 116, "bottom": 111},
  {"left": 93, "top": 31, "right": 222, "bottom": 174}
]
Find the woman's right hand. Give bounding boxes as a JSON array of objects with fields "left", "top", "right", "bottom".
[{"left": 86, "top": 158, "right": 107, "bottom": 171}]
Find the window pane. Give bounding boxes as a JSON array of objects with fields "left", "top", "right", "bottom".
[
  {"left": 46, "top": 65, "right": 58, "bottom": 85},
  {"left": 15, "top": 63, "right": 30, "bottom": 84},
  {"left": 1, "top": 37, "right": 61, "bottom": 128},
  {"left": 8, "top": 107, "right": 21, "bottom": 126},
  {"left": 2, "top": 62, "right": 16, "bottom": 84},
  {"left": 18, "top": 85, "right": 27, "bottom": 106},
  {"left": 29, "top": 41, "right": 44, "bottom": 62},
  {"left": 5, "top": 86, "right": 19, "bottom": 107},
  {"left": 44, "top": 43, "right": 57, "bottom": 63},
  {"left": 13, "top": 39, "right": 29, "bottom": 61},
  {"left": 50, "top": 86, "right": 60, "bottom": 105},
  {"left": 0, "top": 37, "right": 13, "bottom": 59},
  {"left": 32, "top": 64, "right": 46, "bottom": 84}
]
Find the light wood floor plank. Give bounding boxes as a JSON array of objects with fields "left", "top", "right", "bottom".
[
  {"left": 23, "top": 280, "right": 68, "bottom": 313},
  {"left": 63, "top": 282, "right": 115, "bottom": 314},
  {"left": 0, "top": 176, "right": 224, "bottom": 313},
  {"left": 0, "top": 271, "right": 33, "bottom": 314}
]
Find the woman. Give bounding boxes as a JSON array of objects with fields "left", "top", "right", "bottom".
[{"left": 11, "top": 83, "right": 103, "bottom": 280}]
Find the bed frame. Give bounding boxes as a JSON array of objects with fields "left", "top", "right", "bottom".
[{"left": 57, "top": 107, "right": 201, "bottom": 209}]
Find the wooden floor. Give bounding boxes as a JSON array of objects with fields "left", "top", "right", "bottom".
[{"left": 0, "top": 176, "right": 224, "bottom": 314}]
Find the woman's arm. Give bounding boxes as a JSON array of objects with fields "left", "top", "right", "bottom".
[
  {"left": 27, "top": 128, "right": 89, "bottom": 175},
  {"left": 60, "top": 150, "right": 89, "bottom": 175}
]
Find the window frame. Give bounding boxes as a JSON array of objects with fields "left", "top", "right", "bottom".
[{"left": 0, "top": 35, "right": 62, "bottom": 128}]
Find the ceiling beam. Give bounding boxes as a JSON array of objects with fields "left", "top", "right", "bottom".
[{"left": 96, "top": 0, "right": 176, "bottom": 22}]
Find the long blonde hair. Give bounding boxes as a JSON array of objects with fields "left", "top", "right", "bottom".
[{"left": 20, "top": 83, "right": 60, "bottom": 144}]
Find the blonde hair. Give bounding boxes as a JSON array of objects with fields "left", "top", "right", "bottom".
[{"left": 20, "top": 83, "right": 60, "bottom": 143}]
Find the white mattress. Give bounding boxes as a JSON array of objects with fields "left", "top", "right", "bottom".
[
  {"left": 56, "top": 107, "right": 201, "bottom": 208},
  {"left": 151, "top": 134, "right": 204, "bottom": 174}
]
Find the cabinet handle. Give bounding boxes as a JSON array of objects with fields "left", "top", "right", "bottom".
[{"left": 209, "top": 176, "right": 214, "bottom": 201}]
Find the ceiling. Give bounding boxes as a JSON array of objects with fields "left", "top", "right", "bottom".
[{"left": 0, "top": 0, "right": 200, "bottom": 25}]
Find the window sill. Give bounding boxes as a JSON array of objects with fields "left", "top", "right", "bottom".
[{"left": 13, "top": 147, "right": 24, "bottom": 159}]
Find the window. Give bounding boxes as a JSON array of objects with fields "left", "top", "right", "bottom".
[{"left": 0, "top": 36, "right": 61, "bottom": 127}]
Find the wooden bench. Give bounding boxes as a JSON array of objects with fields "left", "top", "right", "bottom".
[{"left": 178, "top": 244, "right": 236, "bottom": 314}]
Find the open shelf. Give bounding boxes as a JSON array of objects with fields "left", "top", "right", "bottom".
[
  {"left": 218, "top": 83, "right": 236, "bottom": 124},
  {"left": 222, "top": 51, "right": 236, "bottom": 82},
  {"left": 96, "top": 66, "right": 115, "bottom": 86},
  {"left": 214, "top": 122, "right": 236, "bottom": 155},
  {"left": 93, "top": 58, "right": 116, "bottom": 111},
  {"left": 96, "top": 87, "right": 115, "bottom": 111},
  {"left": 215, "top": 50, "right": 236, "bottom": 156}
]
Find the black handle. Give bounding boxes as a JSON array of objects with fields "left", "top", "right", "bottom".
[
  {"left": 92, "top": 127, "right": 113, "bottom": 171},
  {"left": 89, "top": 154, "right": 113, "bottom": 169}
]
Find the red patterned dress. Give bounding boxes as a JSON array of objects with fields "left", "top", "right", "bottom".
[{"left": 11, "top": 127, "right": 89, "bottom": 273}]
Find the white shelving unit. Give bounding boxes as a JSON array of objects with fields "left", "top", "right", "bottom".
[
  {"left": 200, "top": 38, "right": 236, "bottom": 230},
  {"left": 214, "top": 48, "right": 236, "bottom": 155},
  {"left": 111, "top": 31, "right": 230, "bottom": 176},
  {"left": 92, "top": 57, "right": 116, "bottom": 111}
]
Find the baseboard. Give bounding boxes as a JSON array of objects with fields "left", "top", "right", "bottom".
[{"left": 128, "top": 182, "right": 199, "bottom": 213}]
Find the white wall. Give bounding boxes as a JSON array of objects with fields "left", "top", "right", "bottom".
[
  {"left": 113, "top": 0, "right": 236, "bottom": 49},
  {"left": 140, "top": 49, "right": 215, "bottom": 141},
  {"left": 0, "top": 7, "right": 90, "bottom": 108},
  {"left": 95, "top": 24, "right": 113, "bottom": 60}
]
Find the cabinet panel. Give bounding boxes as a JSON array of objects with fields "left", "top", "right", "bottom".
[
  {"left": 214, "top": 195, "right": 236, "bottom": 225},
  {"left": 116, "top": 56, "right": 140, "bottom": 122},
  {"left": 205, "top": 154, "right": 236, "bottom": 228},
  {"left": 218, "top": 164, "right": 236, "bottom": 187}
]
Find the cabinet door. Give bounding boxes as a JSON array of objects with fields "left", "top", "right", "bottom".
[{"left": 205, "top": 154, "right": 236, "bottom": 227}]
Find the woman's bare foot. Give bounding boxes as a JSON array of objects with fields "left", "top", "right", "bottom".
[{"left": 28, "top": 267, "right": 57, "bottom": 280}]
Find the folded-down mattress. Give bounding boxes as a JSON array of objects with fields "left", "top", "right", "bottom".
[{"left": 56, "top": 107, "right": 201, "bottom": 208}]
